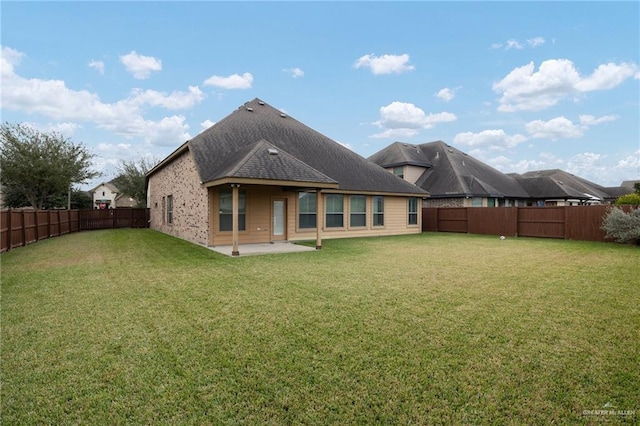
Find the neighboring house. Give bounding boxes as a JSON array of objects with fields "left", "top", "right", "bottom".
[
  {"left": 369, "top": 141, "right": 529, "bottom": 207},
  {"left": 90, "top": 181, "right": 137, "bottom": 209},
  {"left": 146, "top": 98, "right": 428, "bottom": 254},
  {"left": 370, "top": 140, "right": 637, "bottom": 207},
  {"left": 510, "top": 169, "right": 615, "bottom": 206}
]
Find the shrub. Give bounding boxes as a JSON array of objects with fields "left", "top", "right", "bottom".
[
  {"left": 615, "top": 193, "right": 640, "bottom": 206},
  {"left": 601, "top": 207, "right": 640, "bottom": 244}
]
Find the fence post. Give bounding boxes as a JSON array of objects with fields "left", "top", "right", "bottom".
[
  {"left": 564, "top": 206, "right": 569, "bottom": 240},
  {"left": 34, "top": 209, "right": 39, "bottom": 241},
  {"left": 20, "top": 210, "right": 26, "bottom": 247},
  {"left": 7, "top": 209, "right": 12, "bottom": 251}
]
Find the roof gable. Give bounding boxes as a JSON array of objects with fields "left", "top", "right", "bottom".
[
  {"left": 368, "top": 141, "right": 433, "bottom": 168},
  {"left": 412, "top": 141, "right": 529, "bottom": 198},
  {"left": 211, "top": 139, "right": 337, "bottom": 185}
]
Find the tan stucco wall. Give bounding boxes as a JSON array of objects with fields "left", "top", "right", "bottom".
[
  {"left": 147, "top": 150, "right": 209, "bottom": 245},
  {"left": 209, "top": 186, "right": 421, "bottom": 246},
  {"left": 404, "top": 165, "right": 426, "bottom": 184}
]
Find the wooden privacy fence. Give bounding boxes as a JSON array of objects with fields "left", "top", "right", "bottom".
[
  {"left": 422, "top": 205, "right": 635, "bottom": 242},
  {"left": 1, "top": 208, "right": 150, "bottom": 252}
]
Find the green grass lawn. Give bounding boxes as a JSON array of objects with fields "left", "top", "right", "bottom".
[{"left": 1, "top": 230, "right": 638, "bottom": 424}]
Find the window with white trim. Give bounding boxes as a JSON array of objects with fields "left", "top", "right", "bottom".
[
  {"left": 408, "top": 197, "right": 418, "bottom": 225},
  {"left": 298, "top": 192, "right": 316, "bottom": 229},
  {"left": 325, "top": 194, "right": 344, "bottom": 228},
  {"left": 350, "top": 195, "right": 366, "bottom": 227},
  {"left": 373, "top": 196, "right": 384, "bottom": 226},
  {"left": 167, "top": 195, "right": 174, "bottom": 224},
  {"left": 219, "top": 189, "right": 246, "bottom": 231}
]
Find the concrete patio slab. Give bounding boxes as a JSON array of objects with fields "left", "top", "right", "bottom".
[{"left": 209, "top": 241, "right": 317, "bottom": 257}]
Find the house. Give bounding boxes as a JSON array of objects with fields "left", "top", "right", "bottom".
[
  {"left": 145, "top": 98, "right": 428, "bottom": 255},
  {"left": 369, "top": 141, "right": 529, "bottom": 207},
  {"left": 370, "top": 141, "right": 636, "bottom": 207},
  {"left": 510, "top": 169, "right": 615, "bottom": 206},
  {"left": 90, "top": 181, "right": 137, "bottom": 209}
]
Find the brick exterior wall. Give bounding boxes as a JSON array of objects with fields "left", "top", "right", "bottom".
[
  {"left": 148, "top": 150, "right": 209, "bottom": 246},
  {"left": 423, "top": 197, "right": 464, "bottom": 208}
]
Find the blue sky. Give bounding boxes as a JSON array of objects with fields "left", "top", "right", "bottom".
[{"left": 2, "top": 1, "right": 639, "bottom": 189}]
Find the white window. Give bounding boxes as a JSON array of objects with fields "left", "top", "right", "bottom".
[
  {"left": 408, "top": 198, "right": 418, "bottom": 225},
  {"left": 167, "top": 195, "right": 174, "bottom": 224},
  {"left": 325, "top": 194, "right": 344, "bottom": 228},
  {"left": 219, "top": 189, "right": 246, "bottom": 231},
  {"left": 298, "top": 192, "right": 316, "bottom": 229},
  {"left": 373, "top": 196, "right": 384, "bottom": 226},
  {"left": 350, "top": 195, "right": 366, "bottom": 227}
]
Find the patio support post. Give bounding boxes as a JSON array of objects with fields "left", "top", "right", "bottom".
[
  {"left": 315, "top": 189, "right": 323, "bottom": 250},
  {"left": 231, "top": 184, "right": 240, "bottom": 256}
]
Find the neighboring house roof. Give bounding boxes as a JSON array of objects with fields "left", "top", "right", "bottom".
[
  {"left": 511, "top": 169, "right": 612, "bottom": 202},
  {"left": 370, "top": 141, "right": 529, "bottom": 199},
  {"left": 621, "top": 180, "right": 640, "bottom": 190},
  {"left": 153, "top": 98, "right": 427, "bottom": 196},
  {"left": 90, "top": 181, "right": 119, "bottom": 194},
  {"left": 367, "top": 141, "right": 433, "bottom": 168}
]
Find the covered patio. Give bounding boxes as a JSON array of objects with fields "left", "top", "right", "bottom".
[{"left": 209, "top": 241, "right": 317, "bottom": 257}]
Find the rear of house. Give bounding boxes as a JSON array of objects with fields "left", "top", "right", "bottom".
[{"left": 146, "top": 99, "right": 427, "bottom": 254}]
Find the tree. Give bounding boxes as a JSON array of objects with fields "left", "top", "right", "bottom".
[
  {"left": 111, "top": 157, "right": 159, "bottom": 208},
  {"left": 615, "top": 193, "right": 640, "bottom": 206},
  {"left": 0, "top": 123, "right": 99, "bottom": 209},
  {"left": 602, "top": 207, "right": 640, "bottom": 245},
  {"left": 2, "top": 186, "right": 92, "bottom": 209}
]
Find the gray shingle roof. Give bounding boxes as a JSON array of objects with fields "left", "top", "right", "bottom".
[
  {"left": 370, "top": 141, "right": 529, "bottom": 198},
  {"left": 367, "top": 141, "right": 433, "bottom": 168},
  {"left": 213, "top": 139, "right": 336, "bottom": 184},
  {"left": 513, "top": 169, "right": 611, "bottom": 201},
  {"left": 187, "top": 99, "right": 427, "bottom": 195}
]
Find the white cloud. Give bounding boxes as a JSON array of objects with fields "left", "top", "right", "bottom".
[
  {"left": 525, "top": 116, "right": 583, "bottom": 140},
  {"left": 354, "top": 53, "right": 414, "bottom": 75},
  {"left": 578, "top": 114, "right": 618, "bottom": 126},
  {"left": 371, "top": 101, "right": 456, "bottom": 138},
  {"left": 505, "top": 39, "right": 523, "bottom": 50},
  {"left": 283, "top": 67, "right": 304, "bottom": 78},
  {"left": 453, "top": 129, "right": 528, "bottom": 150},
  {"left": 128, "top": 86, "right": 204, "bottom": 110},
  {"left": 1, "top": 46, "right": 24, "bottom": 76},
  {"left": 487, "top": 151, "right": 564, "bottom": 174},
  {"left": 370, "top": 128, "right": 420, "bottom": 139},
  {"left": 525, "top": 114, "right": 619, "bottom": 140},
  {"left": 491, "top": 37, "right": 544, "bottom": 50},
  {"left": 88, "top": 59, "right": 105, "bottom": 75},
  {"left": 47, "top": 122, "right": 80, "bottom": 136},
  {"left": 97, "top": 142, "right": 133, "bottom": 153},
  {"left": 203, "top": 72, "right": 253, "bottom": 89},
  {"left": 574, "top": 62, "right": 638, "bottom": 91},
  {"left": 488, "top": 150, "right": 637, "bottom": 186},
  {"left": 616, "top": 149, "right": 640, "bottom": 170},
  {"left": 493, "top": 59, "right": 639, "bottom": 111},
  {"left": 527, "top": 37, "right": 545, "bottom": 47},
  {"left": 1, "top": 46, "right": 192, "bottom": 147},
  {"left": 435, "top": 87, "right": 458, "bottom": 102},
  {"left": 120, "top": 51, "right": 162, "bottom": 79},
  {"left": 201, "top": 119, "right": 216, "bottom": 129}
]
